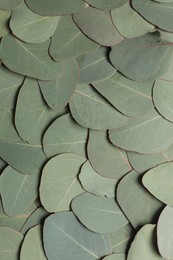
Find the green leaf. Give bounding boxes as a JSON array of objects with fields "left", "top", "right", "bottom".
[
  {"left": 103, "top": 253, "right": 125, "bottom": 260},
  {"left": 0, "top": 10, "right": 11, "bottom": 37},
  {"left": 153, "top": 79, "right": 173, "bottom": 122},
  {"left": 132, "top": 0, "right": 173, "bottom": 32},
  {"left": 0, "top": 0, "right": 22, "bottom": 10},
  {"left": 77, "top": 47, "right": 116, "bottom": 84},
  {"left": 85, "top": 0, "right": 128, "bottom": 10},
  {"left": 111, "top": 2, "right": 154, "bottom": 38},
  {"left": 0, "top": 166, "right": 39, "bottom": 217},
  {"left": 0, "top": 65, "right": 24, "bottom": 109},
  {"left": 71, "top": 192, "right": 128, "bottom": 233},
  {"left": 40, "top": 153, "right": 86, "bottom": 212},
  {"left": 157, "top": 206, "right": 173, "bottom": 259},
  {"left": 109, "top": 109, "right": 173, "bottom": 154},
  {"left": 127, "top": 224, "right": 163, "bottom": 260},
  {"left": 1, "top": 34, "right": 63, "bottom": 80},
  {"left": 10, "top": 2, "right": 59, "bottom": 43},
  {"left": 15, "top": 77, "right": 64, "bottom": 145},
  {"left": 73, "top": 6, "right": 124, "bottom": 46},
  {"left": 79, "top": 161, "right": 117, "bottom": 197},
  {"left": 160, "top": 53, "right": 173, "bottom": 81},
  {"left": 43, "top": 113, "right": 87, "bottom": 158},
  {"left": 117, "top": 170, "right": 163, "bottom": 228},
  {"left": 142, "top": 162, "right": 173, "bottom": 206},
  {"left": 25, "top": 0, "right": 88, "bottom": 16},
  {"left": 69, "top": 84, "right": 128, "bottom": 130},
  {"left": 88, "top": 129, "right": 131, "bottom": 179},
  {"left": 20, "top": 225, "right": 47, "bottom": 260},
  {"left": 0, "top": 227, "right": 23, "bottom": 260},
  {"left": 39, "top": 58, "right": 79, "bottom": 111},
  {"left": 93, "top": 72, "right": 154, "bottom": 117},
  {"left": 43, "top": 211, "right": 112, "bottom": 260},
  {"left": 110, "top": 33, "right": 173, "bottom": 82},
  {"left": 50, "top": 15, "right": 99, "bottom": 60}
]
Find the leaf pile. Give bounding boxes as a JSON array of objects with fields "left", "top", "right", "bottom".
[{"left": 1, "top": 0, "right": 173, "bottom": 259}]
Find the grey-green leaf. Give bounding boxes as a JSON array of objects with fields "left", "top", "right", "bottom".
[
  {"left": 10, "top": 2, "right": 59, "bottom": 43},
  {"left": 73, "top": 6, "right": 124, "bottom": 46},
  {"left": 142, "top": 162, "right": 173, "bottom": 206},
  {"left": 77, "top": 47, "right": 116, "bottom": 84},
  {"left": 0, "top": 0, "right": 22, "bottom": 10},
  {"left": 103, "top": 253, "right": 125, "bottom": 260},
  {"left": 43, "top": 211, "right": 112, "bottom": 260},
  {"left": 40, "top": 153, "right": 86, "bottom": 212},
  {"left": 85, "top": 0, "right": 128, "bottom": 10},
  {"left": 93, "top": 72, "right": 154, "bottom": 117},
  {"left": 117, "top": 170, "right": 163, "bottom": 228},
  {"left": 110, "top": 33, "right": 173, "bottom": 82},
  {"left": 1, "top": 34, "right": 63, "bottom": 80},
  {"left": 79, "top": 161, "right": 117, "bottom": 197},
  {"left": 109, "top": 109, "right": 173, "bottom": 154},
  {"left": 69, "top": 84, "right": 128, "bottom": 130},
  {"left": 43, "top": 113, "right": 88, "bottom": 158},
  {"left": 0, "top": 10, "right": 11, "bottom": 37},
  {"left": 88, "top": 129, "right": 131, "bottom": 179},
  {"left": 50, "top": 15, "right": 99, "bottom": 60},
  {"left": 71, "top": 192, "right": 128, "bottom": 233}
]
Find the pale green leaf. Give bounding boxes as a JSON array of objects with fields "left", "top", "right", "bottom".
[
  {"left": 0, "top": 0, "right": 22, "bottom": 10},
  {"left": 0, "top": 10, "right": 11, "bottom": 37},
  {"left": 85, "top": 0, "right": 128, "bottom": 10},
  {"left": 103, "top": 253, "right": 125, "bottom": 260}
]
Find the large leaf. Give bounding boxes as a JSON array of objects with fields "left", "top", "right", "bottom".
[
  {"left": 1, "top": 34, "right": 63, "bottom": 80},
  {"left": 127, "top": 225, "right": 163, "bottom": 260},
  {"left": 50, "top": 15, "right": 99, "bottom": 60},
  {"left": 69, "top": 84, "right": 127, "bottom": 130},
  {"left": 73, "top": 6, "right": 124, "bottom": 46},
  {"left": 71, "top": 192, "right": 128, "bottom": 233},
  {"left": 0, "top": 227, "right": 23, "bottom": 260},
  {"left": 0, "top": 65, "right": 24, "bottom": 109},
  {"left": 43, "top": 113, "right": 88, "bottom": 158},
  {"left": 0, "top": 166, "right": 39, "bottom": 217},
  {"left": 43, "top": 211, "right": 112, "bottom": 260},
  {"left": 88, "top": 129, "right": 131, "bottom": 179},
  {"left": 117, "top": 170, "right": 163, "bottom": 228},
  {"left": 77, "top": 47, "right": 116, "bottom": 84},
  {"left": 25, "top": 0, "right": 88, "bottom": 16},
  {"left": 111, "top": 2, "right": 154, "bottom": 38},
  {"left": 142, "top": 162, "right": 173, "bottom": 206},
  {"left": 109, "top": 109, "right": 173, "bottom": 154},
  {"left": 110, "top": 33, "right": 173, "bottom": 82},
  {"left": 10, "top": 2, "right": 59, "bottom": 43},
  {"left": 157, "top": 206, "right": 173, "bottom": 259},
  {"left": 0, "top": 10, "right": 11, "bottom": 37},
  {"left": 40, "top": 153, "right": 86, "bottom": 212},
  {"left": 20, "top": 225, "right": 47, "bottom": 260},
  {"left": 153, "top": 79, "right": 173, "bottom": 122},
  {"left": 93, "top": 72, "right": 154, "bottom": 117},
  {"left": 39, "top": 58, "right": 79, "bottom": 111},
  {"left": 132, "top": 0, "right": 173, "bottom": 32},
  {"left": 85, "top": 0, "right": 127, "bottom": 10},
  {"left": 0, "top": 0, "right": 22, "bottom": 10}
]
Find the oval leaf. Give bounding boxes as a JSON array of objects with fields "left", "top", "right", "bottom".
[
  {"left": 0, "top": 0, "right": 22, "bottom": 10},
  {"left": 85, "top": 0, "right": 127, "bottom": 10}
]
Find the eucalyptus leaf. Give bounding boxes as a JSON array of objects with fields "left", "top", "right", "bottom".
[
  {"left": 127, "top": 224, "right": 163, "bottom": 260},
  {"left": 110, "top": 33, "right": 173, "bottom": 82},
  {"left": 93, "top": 72, "right": 154, "bottom": 117},
  {"left": 20, "top": 225, "right": 47, "bottom": 260},
  {"left": 10, "top": 2, "right": 59, "bottom": 43},
  {"left": 79, "top": 161, "right": 117, "bottom": 197},
  {"left": 109, "top": 109, "right": 173, "bottom": 154},
  {"left": 85, "top": 0, "right": 128, "bottom": 10},
  {"left": 25, "top": 0, "right": 88, "bottom": 16},
  {"left": 0, "top": 227, "right": 23, "bottom": 260},
  {"left": 40, "top": 153, "right": 86, "bottom": 212},
  {"left": 43, "top": 113, "right": 87, "bottom": 158},
  {"left": 43, "top": 211, "right": 112, "bottom": 260},
  {"left": 160, "top": 53, "right": 173, "bottom": 81},
  {"left": 117, "top": 170, "right": 163, "bottom": 228},
  {"left": 73, "top": 6, "right": 124, "bottom": 46},
  {"left": 71, "top": 192, "right": 128, "bottom": 233},
  {"left": 39, "top": 58, "right": 79, "bottom": 111},
  {"left": 0, "top": 10, "right": 11, "bottom": 37},
  {"left": 50, "top": 15, "right": 99, "bottom": 60},
  {"left": 0, "top": 166, "right": 39, "bottom": 217},
  {"left": 0, "top": 0, "right": 22, "bottom": 10},
  {"left": 142, "top": 162, "right": 173, "bottom": 206},
  {"left": 77, "top": 47, "right": 116, "bottom": 84},
  {"left": 103, "top": 253, "right": 125, "bottom": 260},
  {"left": 111, "top": 2, "right": 154, "bottom": 38},
  {"left": 88, "top": 129, "right": 131, "bottom": 179},
  {"left": 69, "top": 84, "right": 128, "bottom": 130},
  {"left": 1, "top": 34, "right": 63, "bottom": 80},
  {"left": 157, "top": 206, "right": 173, "bottom": 259}
]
